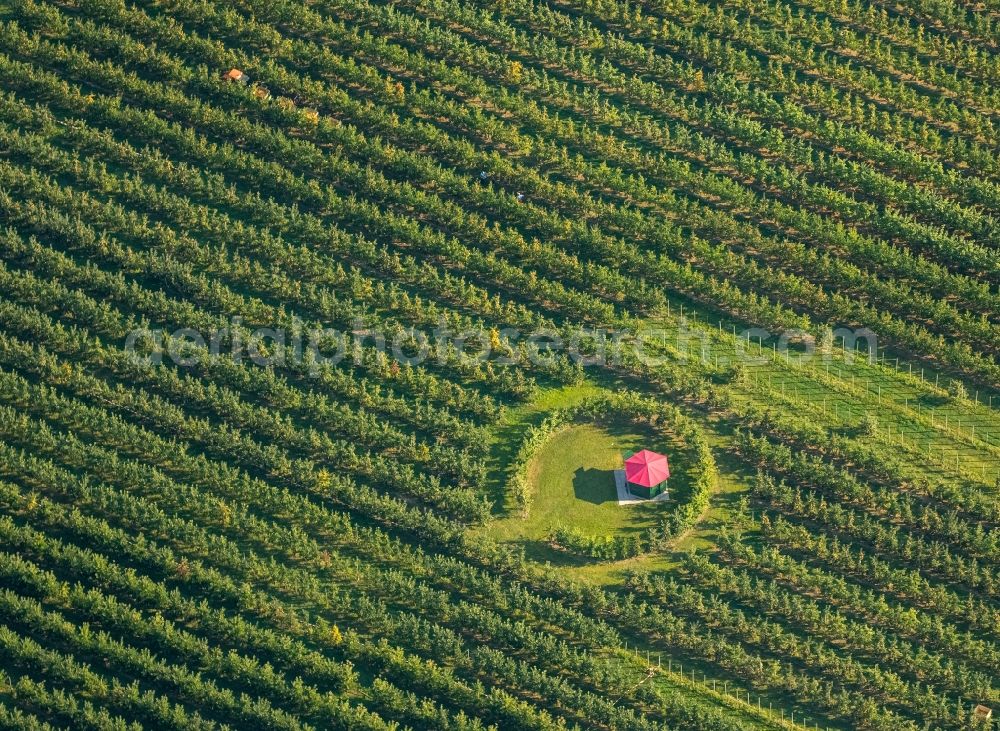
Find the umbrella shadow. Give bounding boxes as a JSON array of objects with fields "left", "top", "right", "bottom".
[{"left": 572, "top": 467, "right": 617, "bottom": 505}]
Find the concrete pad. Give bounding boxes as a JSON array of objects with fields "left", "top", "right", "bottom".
[{"left": 614, "top": 469, "right": 670, "bottom": 506}]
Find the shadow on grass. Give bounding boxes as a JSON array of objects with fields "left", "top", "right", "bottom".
[
  {"left": 916, "top": 393, "right": 950, "bottom": 408},
  {"left": 520, "top": 538, "right": 600, "bottom": 567},
  {"left": 572, "top": 467, "right": 617, "bottom": 505},
  {"left": 485, "top": 412, "right": 550, "bottom": 516}
]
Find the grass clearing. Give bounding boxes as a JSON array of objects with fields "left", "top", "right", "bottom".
[{"left": 487, "top": 415, "right": 687, "bottom": 583}]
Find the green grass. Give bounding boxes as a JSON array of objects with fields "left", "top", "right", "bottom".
[
  {"left": 486, "top": 417, "right": 686, "bottom": 583},
  {"left": 483, "top": 397, "right": 805, "bottom": 728},
  {"left": 644, "top": 307, "right": 1000, "bottom": 489},
  {"left": 473, "top": 306, "right": 998, "bottom": 730},
  {"left": 669, "top": 419, "right": 752, "bottom": 550},
  {"left": 483, "top": 381, "right": 605, "bottom": 512},
  {"left": 483, "top": 302, "right": 1000, "bottom": 590}
]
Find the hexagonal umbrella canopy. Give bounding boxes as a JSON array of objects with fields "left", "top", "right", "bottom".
[{"left": 624, "top": 449, "right": 670, "bottom": 488}]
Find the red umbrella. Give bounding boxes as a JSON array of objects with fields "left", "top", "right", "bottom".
[{"left": 624, "top": 449, "right": 670, "bottom": 487}]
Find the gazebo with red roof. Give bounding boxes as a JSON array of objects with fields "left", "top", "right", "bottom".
[
  {"left": 623, "top": 449, "right": 670, "bottom": 499},
  {"left": 221, "top": 68, "right": 250, "bottom": 85}
]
